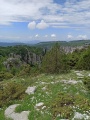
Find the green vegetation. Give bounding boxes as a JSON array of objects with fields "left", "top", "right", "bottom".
[
  {"left": 83, "top": 76, "right": 90, "bottom": 91},
  {"left": 42, "top": 43, "right": 69, "bottom": 73},
  {"left": 35, "top": 40, "right": 90, "bottom": 47},
  {"left": 0, "top": 82, "right": 26, "bottom": 107},
  {"left": 51, "top": 92, "right": 90, "bottom": 119},
  {"left": 0, "top": 43, "right": 90, "bottom": 119},
  {"left": 0, "top": 72, "right": 13, "bottom": 81},
  {"left": 0, "top": 71, "right": 90, "bottom": 120},
  {"left": 76, "top": 46, "right": 90, "bottom": 70}
]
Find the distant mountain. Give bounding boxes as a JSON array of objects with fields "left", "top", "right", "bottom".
[
  {"left": 34, "top": 40, "right": 90, "bottom": 48},
  {"left": 0, "top": 40, "right": 90, "bottom": 47},
  {"left": 0, "top": 42, "right": 26, "bottom": 47}
]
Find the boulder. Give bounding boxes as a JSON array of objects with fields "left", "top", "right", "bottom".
[{"left": 5, "top": 104, "right": 30, "bottom": 120}]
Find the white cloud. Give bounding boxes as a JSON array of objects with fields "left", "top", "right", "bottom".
[
  {"left": 0, "top": 0, "right": 53, "bottom": 25},
  {"left": 35, "top": 34, "right": 39, "bottom": 38},
  {"left": 28, "top": 21, "right": 36, "bottom": 29},
  {"left": 77, "top": 35, "right": 87, "bottom": 40},
  {"left": 51, "top": 34, "right": 56, "bottom": 38},
  {"left": 0, "top": 0, "right": 90, "bottom": 30},
  {"left": 28, "top": 20, "right": 48, "bottom": 29},
  {"left": 67, "top": 35, "right": 73, "bottom": 39},
  {"left": 36, "top": 20, "right": 48, "bottom": 29}
]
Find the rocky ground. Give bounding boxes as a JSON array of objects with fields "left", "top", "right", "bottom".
[{"left": 0, "top": 70, "right": 90, "bottom": 120}]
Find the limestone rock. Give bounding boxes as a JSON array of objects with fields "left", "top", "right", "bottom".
[
  {"left": 5, "top": 104, "right": 30, "bottom": 120},
  {"left": 35, "top": 102, "right": 44, "bottom": 110},
  {"left": 72, "top": 112, "right": 90, "bottom": 120},
  {"left": 25, "top": 86, "right": 36, "bottom": 95},
  {"left": 76, "top": 73, "right": 83, "bottom": 76},
  {"left": 36, "top": 102, "right": 44, "bottom": 107}
]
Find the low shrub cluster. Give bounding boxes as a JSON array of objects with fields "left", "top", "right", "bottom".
[
  {"left": 0, "top": 72, "right": 13, "bottom": 81},
  {"left": 83, "top": 77, "right": 90, "bottom": 91},
  {"left": 51, "top": 92, "right": 90, "bottom": 119},
  {"left": 0, "top": 82, "right": 26, "bottom": 107}
]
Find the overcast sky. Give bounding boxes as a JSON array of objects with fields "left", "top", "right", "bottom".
[{"left": 0, "top": 0, "right": 90, "bottom": 43}]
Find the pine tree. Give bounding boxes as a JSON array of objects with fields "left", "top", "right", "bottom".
[
  {"left": 76, "top": 46, "right": 90, "bottom": 70},
  {"left": 42, "top": 43, "right": 69, "bottom": 73}
]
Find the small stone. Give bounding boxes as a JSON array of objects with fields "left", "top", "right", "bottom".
[
  {"left": 35, "top": 102, "right": 44, "bottom": 111},
  {"left": 42, "top": 86, "right": 46, "bottom": 91},
  {"left": 76, "top": 73, "right": 83, "bottom": 76},
  {"left": 42, "top": 106, "right": 46, "bottom": 109},
  {"left": 36, "top": 102, "right": 44, "bottom": 107},
  {"left": 88, "top": 74, "right": 90, "bottom": 76},
  {"left": 61, "top": 80, "right": 78, "bottom": 84},
  {"left": 51, "top": 82, "right": 54, "bottom": 84},
  {"left": 25, "top": 86, "right": 36, "bottom": 95},
  {"left": 73, "top": 112, "right": 84, "bottom": 119}
]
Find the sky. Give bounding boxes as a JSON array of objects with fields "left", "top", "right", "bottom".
[{"left": 0, "top": 0, "right": 90, "bottom": 43}]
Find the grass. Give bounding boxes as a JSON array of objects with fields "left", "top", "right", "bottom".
[{"left": 0, "top": 70, "right": 90, "bottom": 120}]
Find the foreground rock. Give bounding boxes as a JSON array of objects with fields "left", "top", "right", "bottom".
[
  {"left": 5, "top": 104, "right": 30, "bottom": 120},
  {"left": 88, "top": 74, "right": 90, "bottom": 77},
  {"left": 25, "top": 86, "right": 36, "bottom": 95},
  {"left": 76, "top": 72, "right": 84, "bottom": 76},
  {"left": 35, "top": 102, "right": 45, "bottom": 110},
  {"left": 61, "top": 79, "right": 82, "bottom": 85},
  {"left": 72, "top": 112, "right": 90, "bottom": 120}
]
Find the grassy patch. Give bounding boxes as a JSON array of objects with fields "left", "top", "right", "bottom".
[{"left": 0, "top": 70, "right": 90, "bottom": 120}]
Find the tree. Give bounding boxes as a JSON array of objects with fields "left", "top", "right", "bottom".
[
  {"left": 42, "top": 43, "right": 69, "bottom": 73},
  {"left": 76, "top": 46, "right": 90, "bottom": 70}
]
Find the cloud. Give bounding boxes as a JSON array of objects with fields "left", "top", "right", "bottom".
[
  {"left": 35, "top": 34, "right": 39, "bottom": 38},
  {"left": 67, "top": 35, "right": 73, "bottom": 39},
  {"left": 28, "top": 21, "right": 36, "bottom": 29},
  {"left": 51, "top": 34, "right": 56, "bottom": 38},
  {"left": 28, "top": 20, "right": 48, "bottom": 29},
  {"left": 77, "top": 35, "right": 87, "bottom": 40},
  {"left": 0, "top": 0, "right": 53, "bottom": 25},
  {"left": 36, "top": 20, "right": 48, "bottom": 29},
  {"left": 0, "top": 0, "right": 90, "bottom": 30}
]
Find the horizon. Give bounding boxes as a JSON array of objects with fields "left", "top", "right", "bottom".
[
  {"left": 0, "top": 39, "right": 90, "bottom": 45},
  {"left": 0, "top": 0, "right": 90, "bottom": 43}
]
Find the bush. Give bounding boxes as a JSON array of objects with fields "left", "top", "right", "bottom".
[
  {"left": 18, "top": 64, "right": 31, "bottom": 76},
  {"left": 0, "top": 82, "right": 26, "bottom": 107},
  {"left": 83, "top": 77, "right": 90, "bottom": 91},
  {"left": 0, "top": 72, "right": 13, "bottom": 81},
  {"left": 51, "top": 92, "right": 90, "bottom": 119},
  {"left": 76, "top": 47, "right": 90, "bottom": 70}
]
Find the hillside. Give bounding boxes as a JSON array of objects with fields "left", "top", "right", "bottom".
[
  {"left": 0, "top": 43, "right": 90, "bottom": 120},
  {"left": 0, "top": 70, "right": 90, "bottom": 120},
  {"left": 0, "top": 40, "right": 90, "bottom": 47},
  {"left": 35, "top": 40, "right": 90, "bottom": 48},
  {"left": 0, "top": 42, "right": 26, "bottom": 47}
]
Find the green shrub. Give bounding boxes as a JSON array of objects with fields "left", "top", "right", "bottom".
[
  {"left": 0, "top": 72, "right": 13, "bottom": 81},
  {"left": 51, "top": 92, "right": 90, "bottom": 119},
  {"left": 18, "top": 64, "right": 31, "bottom": 76},
  {"left": 76, "top": 47, "right": 90, "bottom": 70},
  {"left": 83, "top": 77, "right": 90, "bottom": 91},
  {"left": 0, "top": 82, "right": 26, "bottom": 107}
]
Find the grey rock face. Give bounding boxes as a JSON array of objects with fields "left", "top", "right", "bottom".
[{"left": 3, "top": 57, "right": 21, "bottom": 70}]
